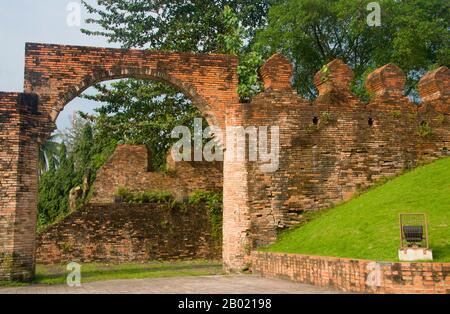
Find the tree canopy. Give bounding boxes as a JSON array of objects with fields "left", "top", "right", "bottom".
[
  {"left": 38, "top": 115, "right": 116, "bottom": 229},
  {"left": 255, "top": 0, "right": 449, "bottom": 99},
  {"left": 82, "top": 0, "right": 272, "bottom": 51},
  {"left": 78, "top": 0, "right": 273, "bottom": 169}
]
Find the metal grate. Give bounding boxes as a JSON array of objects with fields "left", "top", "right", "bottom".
[{"left": 399, "top": 213, "right": 429, "bottom": 249}]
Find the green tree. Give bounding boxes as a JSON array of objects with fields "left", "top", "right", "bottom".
[
  {"left": 73, "top": 123, "right": 94, "bottom": 182},
  {"left": 255, "top": 0, "right": 449, "bottom": 99},
  {"left": 218, "top": 6, "right": 265, "bottom": 101},
  {"left": 83, "top": 81, "right": 199, "bottom": 169},
  {"left": 37, "top": 143, "right": 75, "bottom": 229},
  {"left": 38, "top": 116, "right": 117, "bottom": 229},
  {"left": 38, "top": 134, "right": 60, "bottom": 175},
  {"left": 82, "top": 0, "right": 271, "bottom": 51},
  {"left": 80, "top": 1, "right": 273, "bottom": 163}
]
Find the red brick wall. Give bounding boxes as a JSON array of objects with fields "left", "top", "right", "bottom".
[
  {"left": 242, "top": 57, "right": 450, "bottom": 249},
  {"left": 222, "top": 103, "right": 252, "bottom": 271},
  {"left": 0, "top": 92, "right": 41, "bottom": 281},
  {"left": 251, "top": 252, "right": 450, "bottom": 294},
  {"left": 23, "top": 43, "right": 239, "bottom": 133},
  {"left": 89, "top": 144, "right": 223, "bottom": 204},
  {"left": 36, "top": 203, "right": 221, "bottom": 264}
]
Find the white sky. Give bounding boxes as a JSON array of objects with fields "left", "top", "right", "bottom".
[{"left": 0, "top": 0, "right": 120, "bottom": 130}]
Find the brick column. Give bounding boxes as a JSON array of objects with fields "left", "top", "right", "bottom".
[
  {"left": 0, "top": 93, "right": 40, "bottom": 281},
  {"left": 222, "top": 104, "right": 252, "bottom": 272}
]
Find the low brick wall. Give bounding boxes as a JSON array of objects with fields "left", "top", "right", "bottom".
[
  {"left": 36, "top": 203, "right": 221, "bottom": 264},
  {"left": 251, "top": 252, "right": 450, "bottom": 294}
]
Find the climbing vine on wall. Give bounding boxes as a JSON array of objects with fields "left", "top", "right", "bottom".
[
  {"left": 188, "top": 190, "right": 223, "bottom": 242},
  {"left": 115, "top": 188, "right": 223, "bottom": 242}
]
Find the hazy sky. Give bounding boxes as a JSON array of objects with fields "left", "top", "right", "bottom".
[{"left": 0, "top": 0, "right": 120, "bottom": 130}]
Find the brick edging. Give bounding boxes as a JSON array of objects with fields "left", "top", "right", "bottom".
[{"left": 251, "top": 251, "right": 450, "bottom": 294}]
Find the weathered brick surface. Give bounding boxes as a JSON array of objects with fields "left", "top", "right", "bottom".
[
  {"left": 0, "top": 92, "right": 42, "bottom": 281},
  {"left": 223, "top": 103, "right": 252, "bottom": 271},
  {"left": 89, "top": 144, "right": 222, "bottom": 203},
  {"left": 36, "top": 203, "right": 221, "bottom": 264},
  {"left": 23, "top": 43, "right": 239, "bottom": 132},
  {"left": 242, "top": 59, "right": 450, "bottom": 248},
  {"left": 251, "top": 252, "right": 450, "bottom": 294},
  {"left": 0, "top": 43, "right": 449, "bottom": 280}
]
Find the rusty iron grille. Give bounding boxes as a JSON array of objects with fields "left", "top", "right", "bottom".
[{"left": 399, "top": 213, "right": 429, "bottom": 249}]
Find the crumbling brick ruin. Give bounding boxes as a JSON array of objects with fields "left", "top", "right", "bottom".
[
  {"left": 36, "top": 203, "right": 221, "bottom": 264},
  {"left": 0, "top": 42, "right": 449, "bottom": 281},
  {"left": 34, "top": 144, "right": 223, "bottom": 264},
  {"left": 89, "top": 144, "right": 223, "bottom": 204}
]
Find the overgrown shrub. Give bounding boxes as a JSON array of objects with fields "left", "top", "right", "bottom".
[
  {"left": 189, "top": 190, "right": 223, "bottom": 241},
  {"left": 417, "top": 121, "right": 434, "bottom": 137},
  {"left": 116, "top": 187, "right": 175, "bottom": 205}
]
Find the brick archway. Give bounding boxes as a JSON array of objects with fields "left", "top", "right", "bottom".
[
  {"left": 0, "top": 43, "right": 246, "bottom": 281},
  {"left": 24, "top": 43, "right": 239, "bottom": 137}
]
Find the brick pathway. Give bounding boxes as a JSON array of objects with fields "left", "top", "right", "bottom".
[{"left": 0, "top": 275, "right": 341, "bottom": 294}]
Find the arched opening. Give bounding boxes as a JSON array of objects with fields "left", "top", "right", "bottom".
[
  {"left": 36, "top": 76, "right": 224, "bottom": 271},
  {"left": 50, "top": 70, "right": 222, "bottom": 136}
]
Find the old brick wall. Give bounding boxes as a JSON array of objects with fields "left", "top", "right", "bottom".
[
  {"left": 242, "top": 56, "right": 450, "bottom": 249},
  {"left": 0, "top": 92, "right": 44, "bottom": 281},
  {"left": 36, "top": 203, "right": 221, "bottom": 264},
  {"left": 251, "top": 252, "right": 450, "bottom": 294},
  {"left": 89, "top": 144, "right": 223, "bottom": 204},
  {"left": 21, "top": 43, "right": 243, "bottom": 272}
]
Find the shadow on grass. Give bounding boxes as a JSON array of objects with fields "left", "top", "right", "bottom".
[
  {"left": 1, "top": 261, "right": 224, "bottom": 287},
  {"left": 430, "top": 244, "right": 450, "bottom": 262},
  {"left": 39, "top": 261, "right": 223, "bottom": 285}
]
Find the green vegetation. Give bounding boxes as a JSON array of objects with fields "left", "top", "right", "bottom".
[
  {"left": 38, "top": 119, "right": 117, "bottom": 231},
  {"left": 391, "top": 111, "right": 402, "bottom": 119},
  {"left": 0, "top": 260, "right": 223, "bottom": 287},
  {"left": 320, "top": 111, "right": 335, "bottom": 125},
  {"left": 82, "top": 81, "right": 202, "bottom": 170},
  {"left": 417, "top": 121, "right": 434, "bottom": 137},
  {"left": 114, "top": 188, "right": 224, "bottom": 242},
  {"left": 189, "top": 190, "right": 223, "bottom": 241},
  {"left": 264, "top": 158, "right": 450, "bottom": 262},
  {"left": 38, "top": 134, "right": 60, "bottom": 175},
  {"left": 256, "top": 0, "right": 449, "bottom": 99}
]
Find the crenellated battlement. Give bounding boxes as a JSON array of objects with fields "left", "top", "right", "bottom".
[
  {"left": 242, "top": 55, "right": 449, "bottom": 247},
  {"left": 258, "top": 54, "right": 449, "bottom": 110}
]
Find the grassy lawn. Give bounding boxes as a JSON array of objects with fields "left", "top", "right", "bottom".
[
  {"left": 0, "top": 260, "right": 223, "bottom": 287},
  {"left": 264, "top": 157, "right": 450, "bottom": 262}
]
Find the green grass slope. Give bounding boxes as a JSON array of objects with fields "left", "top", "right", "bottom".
[{"left": 265, "top": 158, "right": 450, "bottom": 262}]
